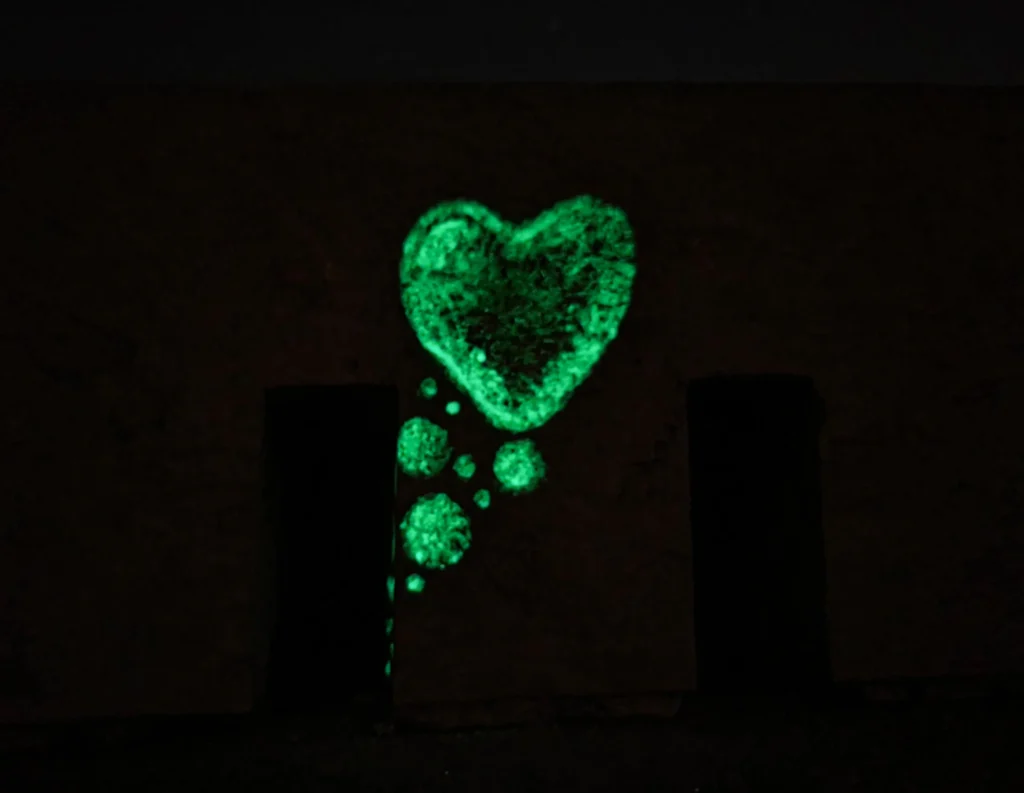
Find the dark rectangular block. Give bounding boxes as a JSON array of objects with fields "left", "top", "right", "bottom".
[
  {"left": 687, "top": 374, "right": 831, "bottom": 696},
  {"left": 261, "top": 384, "right": 398, "bottom": 716}
]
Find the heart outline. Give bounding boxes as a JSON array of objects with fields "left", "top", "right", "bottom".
[{"left": 400, "top": 195, "right": 636, "bottom": 433}]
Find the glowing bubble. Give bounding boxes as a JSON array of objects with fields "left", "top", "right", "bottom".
[
  {"left": 493, "top": 439, "right": 546, "bottom": 494},
  {"left": 446, "top": 400, "right": 461, "bottom": 416},
  {"left": 399, "top": 493, "right": 472, "bottom": 570},
  {"left": 406, "top": 573, "right": 426, "bottom": 593},
  {"left": 397, "top": 417, "right": 452, "bottom": 478},
  {"left": 419, "top": 377, "right": 438, "bottom": 399},
  {"left": 473, "top": 488, "right": 491, "bottom": 509},
  {"left": 452, "top": 453, "right": 476, "bottom": 480},
  {"left": 400, "top": 196, "right": 636, "bottom": 433}
]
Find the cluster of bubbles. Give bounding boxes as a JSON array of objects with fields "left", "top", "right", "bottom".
[
  {"left": 388, "top": 379, "right": 547, "bottom": 681},
  {"left": 395, "top": 377, "right": 547, "bottom": 595}
]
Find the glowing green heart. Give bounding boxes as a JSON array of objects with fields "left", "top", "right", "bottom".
[{"left": 400, "top": 196, "right": 636, "bottom": 433}]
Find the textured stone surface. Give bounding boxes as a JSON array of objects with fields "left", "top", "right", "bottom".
[{"left": 0, "top": 87, "right": 1023, "bottom": 720}]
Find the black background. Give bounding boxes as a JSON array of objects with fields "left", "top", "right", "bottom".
[{"left": 1, "top": 3, "right": 1022, "bottom": 83}]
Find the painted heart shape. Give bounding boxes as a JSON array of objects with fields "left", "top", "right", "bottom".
[{"left": 400, "top": 196, "right": 636, "bottom": 434}]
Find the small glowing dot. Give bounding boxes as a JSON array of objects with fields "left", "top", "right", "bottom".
[
  {"left": 385, "top": 660, "right": 392, "bottom": 677},
  {"left": 493, "top": 439, "right": 547, "bottom": 495},
  {"left": 452, "top": 453, "right": 476, "bottom": 480},
  {"left": 387, "top": 576, "right": 395, "bottom": 602},
  {"left": 406, "top": 573, "right": 426, "bottom": 593},
  {"left": 385, "top": 618, "right": 394, "bottom": 636},
  {"left": 446, "top": 400, "right": 461, "bottom": 415},
  {"left": 473, "top": 349, "right": 487, "bottom": 363},
  {"left": 473, "top": 488, "right": 491, "bottom": 509},
  {"left": 419, "top": 378, "right": 438, "bottom": 399}
]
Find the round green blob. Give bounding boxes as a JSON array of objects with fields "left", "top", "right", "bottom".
[
  {"left": 385, "top": 660, "right": 392, "bottom": 678},
  {"left": 400, "top": 196, "right": 636, "bottom": 434},
  {"left": 493, "top": 439, "right": 546, "bottom": 494},
  {"left": 399, "top": 493, "right": 472, "bottom": 570},
  {"left": 473, "top": 488, "right": 491, "bottom": 509},
  {"left": 446, "top": 400, "right": 461, "bottom": 416},
  {"left": 419, "top": 377, "right": 438, "bottom": 399},
  {"left": 452, "top": 453, "right": 476, "bottom": 480},
  {"left": 397, "top": 416, "right": 452, "bottom": 478},
  {"left": 406, "top": 574, "right": 426, "bottom": 594}
]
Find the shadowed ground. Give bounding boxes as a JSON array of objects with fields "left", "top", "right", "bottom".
[{"left": 2, "top": 694, "right": 1022, "bottom": 791}]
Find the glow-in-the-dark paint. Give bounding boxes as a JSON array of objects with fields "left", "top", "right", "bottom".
[
  {"left": 396, "top": 417, "right": 452, "bottom": 478},
  {"left": 493, "top": 439, "right": 546, "bottom": 494},
  {"left": 399, "top": 493, "right": 472, "bottom": 569},
  {"left": 406, "top": 573, "right": 426, "bottom": 593},
  {"left": 452, "top": 453, "right": 476, "bottom": 481},
  {"left": 400, "top": 196, "right": 635, "bottom": 433},
  {"left": 419, "top": 377, "right": 438, "bottom": 399}
]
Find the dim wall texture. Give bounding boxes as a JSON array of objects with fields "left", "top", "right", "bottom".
[{"left": 1, "top": 87, "right": 1022, "bottom": 721}]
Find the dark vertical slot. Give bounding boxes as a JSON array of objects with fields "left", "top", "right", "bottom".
[
  {"left": 261, "top": 384, "right": 398, "bottom": 717},
  {"left": 687, "top": 374, "right": 831, "bottom": 697}
]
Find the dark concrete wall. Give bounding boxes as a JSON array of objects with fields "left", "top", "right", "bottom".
[{"left": 1, "top": 87, "right": 1022, "bottom": 721}]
